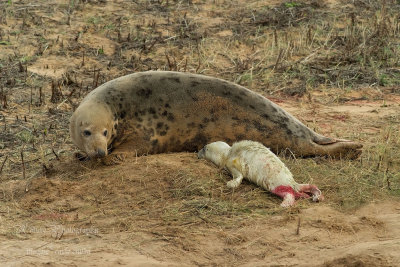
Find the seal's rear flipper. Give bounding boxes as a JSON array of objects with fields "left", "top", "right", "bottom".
[
  {"left": 296, "top": 184, "right": 324, "bottom": 202},
  {"left": 312, "top": 135, "right": 334, "bottom": 145},
  {"left": 312, "top": 134, "right": 363, "bottom": 159}
]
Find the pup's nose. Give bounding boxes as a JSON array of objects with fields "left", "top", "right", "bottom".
[
  {"left": 97, "top": 148, "right": 106, "bottom": 157},
  {"left": 197, "top": 148, "right": 204, "bottom": 159}
]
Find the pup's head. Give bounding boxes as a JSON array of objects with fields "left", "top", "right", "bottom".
[
  {"left": 198, "top": 141, "right": 231, "bottom": 167},
  {"left": 70, "top": 102, "right": 116, "bottom": 158}
]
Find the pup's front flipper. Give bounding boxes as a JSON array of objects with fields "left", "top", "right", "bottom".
[
  {"left": 226, "top": 169, "right": 244, "bottom": 188},
  {"left": 225, "top": 158, "right": 245, "bottom": 189}
]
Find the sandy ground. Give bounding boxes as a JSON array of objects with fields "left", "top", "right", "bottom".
[
  {"left": 1, "top": 0, "right": 400, "bottom": 266},
  {"left": 1, "top": 95, "right": 400, "bottom": 266},
  {"left": 1, "top": 189, "right": 400, "bottom": 266}
]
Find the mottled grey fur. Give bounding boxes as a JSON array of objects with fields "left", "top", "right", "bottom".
[{"left": 70, "top": 71, "right": 362, "bottom": 158}]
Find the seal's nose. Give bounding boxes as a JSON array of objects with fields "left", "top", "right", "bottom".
[
  {"left": 197, "top": 148, "right": 205, "bottom": 159},
  {"left": 97, "top": 148, "right": 106, "bottom": 157}
]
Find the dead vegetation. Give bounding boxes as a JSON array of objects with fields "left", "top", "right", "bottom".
[
  {"left": 1, "top": 0, "right": 399, "bottom": 200},
  {"left": 1, "top": 0, "right": 400, "bottom": 265}
]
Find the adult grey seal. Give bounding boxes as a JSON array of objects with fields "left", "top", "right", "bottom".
[{"left": 69, "top": 71, "right": 362, "bottom": 160}]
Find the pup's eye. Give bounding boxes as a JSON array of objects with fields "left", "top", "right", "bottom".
[
  {"left": 83, "top": 130, "right": 91, "bottom": 137},
  {"left": 103, "top": 130, "right": 108, "bottom": 137}
]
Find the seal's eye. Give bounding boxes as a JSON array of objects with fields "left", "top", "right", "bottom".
[
  {"left": 83, "top": 130, "right": 91, "bottom": 137},
  {"left": 103, "top": 130, "right": 108, "bottom": 137}
]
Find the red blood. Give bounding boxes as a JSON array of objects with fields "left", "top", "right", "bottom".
[{"left": 272, "top": 185, "right": 310, "bottom": 200}]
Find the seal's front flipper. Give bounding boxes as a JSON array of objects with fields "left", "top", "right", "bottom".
[
  {"left": 225, "top": 159, "right": 244, "bottom": 189},
  {"left": 226, "top": 169, "right": 244, "bottom": 189}
]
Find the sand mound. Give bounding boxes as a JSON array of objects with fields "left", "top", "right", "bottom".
[{"left": 1, "top": 153, "right": 399, "bottom": 266}]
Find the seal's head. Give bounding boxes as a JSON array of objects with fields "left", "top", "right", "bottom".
[
  {"left": 70, "top": 102, "right": 115, "bottom": 158},
  {"left": 198, "top": 141, "right": 231, "bottom": 167}
]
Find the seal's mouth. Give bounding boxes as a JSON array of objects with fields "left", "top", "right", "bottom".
[
  {"left": 75, "top": 152, "right": 90, "bottom": 161},
  {"left": 83, "top": 148, "right": 108, "bottom": 159},
  {"left": 75, "top": 146, "right": 109, "bottom": 161},
  {"left": 107, "top": 145, "right": 113, "bottom": 155}
]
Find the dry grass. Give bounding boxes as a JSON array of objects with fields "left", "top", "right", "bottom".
[
  {"left": 2, "top": 1, "right": 400, "bottom": 265},
  {"left": 1, "top": 0, "right": 400, "bottom": 223}
]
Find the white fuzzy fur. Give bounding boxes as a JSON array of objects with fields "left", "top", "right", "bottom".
[{"left": 198, "top": 140, "right": 301, "bottom": 192}]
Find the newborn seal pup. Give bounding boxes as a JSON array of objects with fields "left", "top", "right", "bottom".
[
  {"left": 69, "top": 71, "right": 362, "bottom": 160},
  {"left": 198, "top": 140, "right": 323, "bottom": 207}
]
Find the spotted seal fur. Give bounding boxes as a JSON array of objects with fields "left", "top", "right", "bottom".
[{"left": 69, "top": 71, "right": 362, "bottom": 160}]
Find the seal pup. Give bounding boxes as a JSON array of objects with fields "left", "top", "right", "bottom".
[
  {"left": 198, "top": 140, "right": 323, "bottom": 207},
  {"left": 69, "top": 71, "right": 362, "bottom": 160}
]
